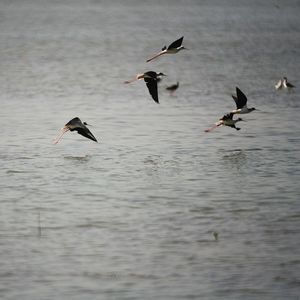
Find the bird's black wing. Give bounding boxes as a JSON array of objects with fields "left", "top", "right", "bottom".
[
  {"left": 144, "top": 71, "right": 157, "bottom": 78},
  {"left": 167, "top": 36, "right": 184, "bottom": 50},
  {"left": 235, "top": 87, "right": 247, "bottom": 109},
  {"left": 76, "top": 127, "right": 98, "bottom": 142},
  {"left": 144, "top": 77, "right": 159, "bottom": 103},
  {"left": 231, "top": 94, "right": 238, "bottom": 107},
  {"left": 65, "top": 117, "right": 81, "bottom": 127},
  {"left": 220, "top": 113, "right": 234, "bottom": 121}
]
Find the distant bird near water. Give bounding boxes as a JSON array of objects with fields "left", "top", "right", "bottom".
[
  {"left": 166, "top": 81, "right": 179, "bottom": 95},
  {"left": 124, "top": 71, "right": 166, "bottom": 103},
  {"left": 53, "top": 117, "right": 98, "bottom": 144},
  {"left": 146, "top": 36, "right": 187, "bottom": 63},
  {"left": 231, "top": 87, "right": 256, "bottom": 114},
  {"left": 205, "top": 113, "right": 244, "bottom": 133},
  {"left": 275, "top": 77, "right": 295, "bottom": 90},
  {"left": 213, "top": 231, "right": 219, "bottom": 241}
]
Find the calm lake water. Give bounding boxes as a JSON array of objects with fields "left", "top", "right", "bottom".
[{"left": 1, "top": 0, "right": 300, "bottom": 299}]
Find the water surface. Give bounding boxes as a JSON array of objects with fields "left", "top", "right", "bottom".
[{"left": 0, "top": 1, "right": 300, "bottom": 299}]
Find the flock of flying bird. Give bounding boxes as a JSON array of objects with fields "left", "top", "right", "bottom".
[
  {"left": 204, "top": 76, "right": 295, "bottom": 132},
  {"left": 52, "top": 36, "right": 295, "bottom": 144}
]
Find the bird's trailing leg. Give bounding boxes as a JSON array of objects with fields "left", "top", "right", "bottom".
[
  {"left": 124, "top": 78, "right": 138, "bottom": 84},
  {"left": 169, "top": 90, "right": 176, "bottom": 96},
  {"left": 204, "top": 122, "right": 223, "bottom": 133},
  {"left": 124, "top": 74, "right": 145, "bottom": 84},
  {"left": 52, "top": 126, "right": 70, "bottom": 144},
  {"left": 146, "top": 51, "right": 166, "bottom": 63}
]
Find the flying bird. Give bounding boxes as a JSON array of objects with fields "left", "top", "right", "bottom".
[
  {"left": 146, "top": 36, "right": 187, "bottom": 63},
  {"left": 205, "top": 113, "right": 244, "bottom": 133},
  {"left": 124, "top": 71, "right": 166, "bottom": 103},
  {"left": 53, "top": 117, "right": 98, "bottom": 144},
  {"left": 166, "top": 81, "right": 179, "bottom": 95},
  {"left": 231, "top": 87, "right": 256, "bottom": 114},
  {"left": 275, "top": 77, "right": 295, "bottom": 90}
]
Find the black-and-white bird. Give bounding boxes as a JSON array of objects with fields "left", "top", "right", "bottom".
[
  {"left": 283, "top": 77, "right": 295, "bottom": 89},
  {"left": 205, "top": 113, "right": 244, "bottom": 133},
  {"left": 231, "top": 87, "right": 256, "bottom": 114},
  {"left": 275, "top": 77, "right": 295, "bottom": 90},
  {"left": 124, "top": 71, "right": 166, "bottom": 103},
  {"left": 146, "top": 36, "right": 187, "bottom": 63},
  {"left": 166, "top": 81, "right": 179, "bottom": 95},
  {"left": 53, "top": 117, "right": 98, "bottom": 144}
]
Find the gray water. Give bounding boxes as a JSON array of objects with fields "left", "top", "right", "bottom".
[{"left": 1, "top": 0, "right": 300, "bottom": 299}]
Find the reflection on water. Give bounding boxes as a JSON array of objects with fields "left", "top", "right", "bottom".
[
  {"left": 220, "top": 149, "right": 248, "bottom": 172},
  {"left": 6, "top": 170, "right": 30, "bottom": 174},
  {"left": 64, "top": 155, "right": 92, "bottom": 162},
  {"left": 142, "top": 155, "right": 182, "bottom": 180},
  {"left": 143, "top": 155, "right": 161, "bottom": 167}
]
